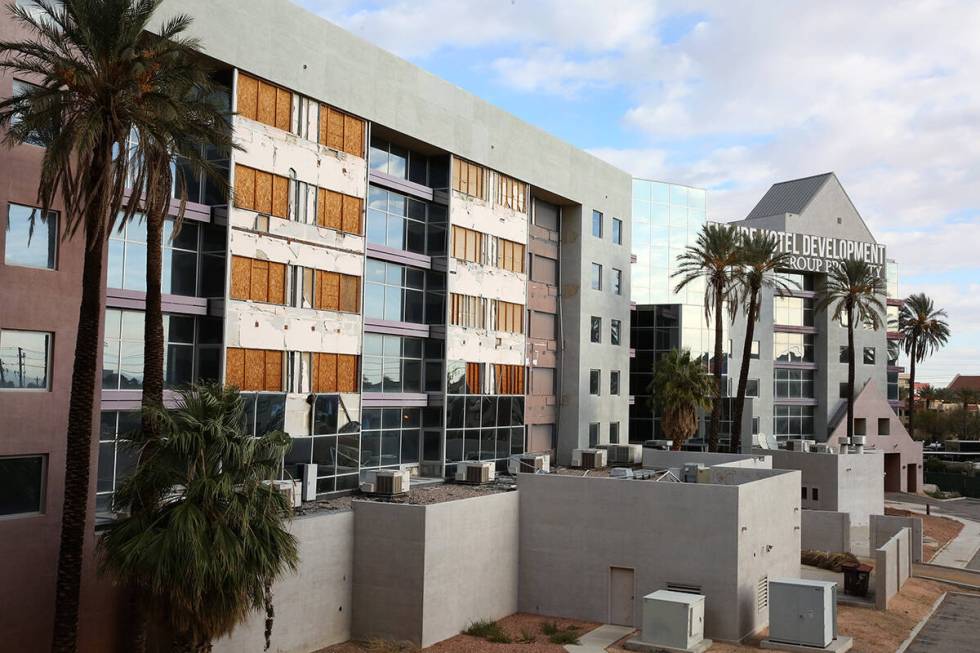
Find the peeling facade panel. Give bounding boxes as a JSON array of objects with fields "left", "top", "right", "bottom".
[
  {"left": 225, "top": 301, "right": 361, "bottom": 353},
  {"left": 448, "top": 259, "right": 526, "bottom": 304},
  {"left": 450, "top": 193, "right": 528, "bottom": 244},
  {"left": 229, "top": 225, "right": 363, "bottom": 273},
  {"left": 445, "top": 325, "right": 524, "bottom": 366}
]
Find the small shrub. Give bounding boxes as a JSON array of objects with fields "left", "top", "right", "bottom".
[
  {"left": 366, "top": 639, "right": 417, "bottom": 653},
  {"left": 465, "top": 619, "right": 509, "bottom": 642},
  {"left": 548, "top": 630, "right": 580, "bottom": 645},
  {"left": 517, "top": 628, "right": 536, "bottom": 644},
  {"left": 541, "top": 621, "right": 559, "bottom": 636}
]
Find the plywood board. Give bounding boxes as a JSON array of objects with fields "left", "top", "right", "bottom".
[
  {"left": 272, "top": 174, "right": 288, "bottom": 218},
  {"left": 319, "top": 189, "right": 343, "bottom": 231},
  {"left": 275, "top": 87, "right": 291, "bottom": 132},
  {"left": 339, "top": 274, "right": 360, "bottom": 313},
  {"left": 318, "top": 271, "right": 340, "bottom": 311},
  {"left": 316, "top": 353, "right": 337, "bottom": 393},
  {"left": 257, "top": 80, "right": 276, "bottom": 126},
  {"left": 234, "top": 165, "right": 255, "bottom": 210},
  {"left": 244, "top": 348, "right": 266, "bottom": 390},
  {"left": 236, "top": 73, "right": 258, "bottom": 121},
  {"left": 342, "top": 195, "right": 362, "bottom": 235},
  {"left": 318, "top": 106, "right": 329, "bottom": 147},
  {"left": 337, "top": 354, "right": 358, "bottom": 393},
  {"left": 230, "top": 256, "right": 251, "bottom": 300},
  {"left": 225, "top": 347, "right": 245, "bottom": 388},
  {"left": 327, "top": 108, "right": 345, "bottom": 151},
  {"left": 250, "top": 259, "right": 269, "bottom": 303},
  {"left": 265, "top": 350, "right": 283, "bottom": 392},
  {"left": 254, "top": 170, "right": 273, "bottom": 214},
  {"left": 268, "top": 262, "right": 286, "bottom": 305},
  {"left": 343, "top": 114, "right": 363, "bottom": 157}
]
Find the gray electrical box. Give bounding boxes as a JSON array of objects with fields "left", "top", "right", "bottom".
[
  {"left": 768, "top": 579, "right": 837, "bottom": 648},
  {"left": 639, "top": 590, "right": 705, "bottom": 651}
]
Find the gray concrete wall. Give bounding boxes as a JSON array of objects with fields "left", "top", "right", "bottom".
[
  {"left": 517, "top": 472, "right": 799, "bottom": 641},
  {"left": 768, "top": 449, "right": 883, "bottom": 525},
  {"left": 874, "top": 527, "right": 910, "bottom": 610},
  {"left": 214, "top": 511, "right": 354, "bottom": 653},
  {"left": 871, "top": 514, "right": 923, "bottom": 564},
  {"left": 420, "top": 492, "right": 519, "bottom": 647},
  {"left": 642, "top": 450, "right": 772, "bottom": 470},
  {"left": 351, "top": 493, "right": 519, "bottom": 647},
  {"left": 801, "top": 510, "right": 851, "bottom": 553}
]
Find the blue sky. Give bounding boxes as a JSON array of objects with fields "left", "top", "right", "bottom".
[{"left": 298, "top": 0, "right": 980, "bottom": 386}]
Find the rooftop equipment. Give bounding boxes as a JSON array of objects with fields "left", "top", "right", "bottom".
[
  {"left": 631, "top": 590, "right": 708, "bottom": 652},
  {"left": 456, "top": 461, "right": 495, "bottom": 485},
  {"left": 571, "top": 448, "right": 608, "bottom": 470},
  {"left": 360, "top": 469, "right": 410, "bottom": 496},
  {"left": 767, "top": 579, "right": 837, "bottom": 648}
]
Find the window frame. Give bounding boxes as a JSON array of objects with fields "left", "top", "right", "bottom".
[
  {"left": 590, "top": 316, "right": 602, "bottom": 344},
  {"left": 612, "top": 217, "right": 622, "bottom": 245},
  {"left": 592, "top": 210, "right": 603, "bottom": 238},
  {"left": 591, "top": 263, "right": 602, "bottom": 290},
  {"left": 611, "top": 319, "right": 622, "bottom": 346},
  {"left": 0, "top": 454, "right": 46, "bottom": 519},
  {"left": 0, "top": 329, "right": 52, "bottom": 391},
  {"left": 4, "top": 202, "right": 58, "bottom": 270},
  {"left": 589, "top": 369, "right": 601, "bottom": 395}
]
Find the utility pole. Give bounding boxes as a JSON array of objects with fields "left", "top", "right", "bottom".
[{"left": 17, "top": 346, "right": 25, "bottom": 388}]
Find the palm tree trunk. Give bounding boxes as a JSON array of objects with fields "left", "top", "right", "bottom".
[
  {"left": 907, "top": 341, "right": 917, "bottom": 436},
  {"left": 51, "top": 215, "right": 107, "bottom": 653},
  {"left": 709, "top": 284, "right": 723, "bottom": 451},
  {"left": 732, "top": 291, "right": 758, "bottom": 452},
  {"left": 141, "top": 202, "right": 164, "bottom": 434},
  {"left": 846, "top": 304, "right": 856, "bottom": 443}
]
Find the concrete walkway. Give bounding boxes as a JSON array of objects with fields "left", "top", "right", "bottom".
[
  {"left": 885, "top": 497, "right": 980, "bottom": 568},
  {"left": 565, "top": 624, "right": 634, "bottom": 653}
]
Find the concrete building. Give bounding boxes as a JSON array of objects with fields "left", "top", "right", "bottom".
[{"left": 0, "top": 0, "right": 632, "bottom": 648}]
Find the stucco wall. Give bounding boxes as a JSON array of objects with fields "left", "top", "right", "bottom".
[
  {"left": 768, "top": 449, "right": 883, "bottom": 525},
  {"left": 870, "top": 514, "right": 922, "bottom": 564},
  {"left": 517, "top": 472, "right": 799, "bottom": 642},
  {"left": 352, "top": 492, "right": 519, "bottom": 647},
  {"left": 214, "top": 510, "right": 354, "bottom": 653},
  {"left": 874, "top": 527, "right": 910, "bottom": 610},
  {"left": 801, "top": 510, "right": 851, "bottom": 553}
]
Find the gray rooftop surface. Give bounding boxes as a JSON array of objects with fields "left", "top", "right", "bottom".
[{"left": 745, "top": 172, "right": 834, "bottom": 220}]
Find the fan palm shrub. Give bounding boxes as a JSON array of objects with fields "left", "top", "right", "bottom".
[
  {"left": 898, "top": 293, "right": 950, "bottom": 436},
  {"left": 730, "top": 231, "right": 796, "bottom": 451},
  {"left": 99, "top": 383, "right": 298, "bottom": 653},
  {"left": 816, "top": 259, "right": 886, "bottom": 443},
  {"left": 673, "top": 223, "right": 741, "bottom": 450},
  {"left": 648, "top": 349, "right": 715, "bottom": 450}
]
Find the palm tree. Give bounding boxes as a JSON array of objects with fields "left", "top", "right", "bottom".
[
  {"left": 99, "top": 383, "right": 298, "bottom": 653},
  {"left": 816, "top": 259, "right": 886, "bottom": 444},
  {"left": 648, "top": 349, "right": 715, "bottom": 450},
  {"left": 953, "top": 388, "right": 979, "bottom": 439},
  {"left": 898, "top": 293, "right": 950, "bottom": 436},
  {"left": 0, "top": 2, "right": 204, "bottom": 648},
  {"left": 730, "top": 231, "right": 797, "bottom": 452},
  {"left": 673, "top": 223, "right": 741, "bottom": 451},
  {"left": 918, "top": 384, "right": 939, "bottom": 411}
]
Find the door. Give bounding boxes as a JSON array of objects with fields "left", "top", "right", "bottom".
[
  {"left": 884, "top": 453, "right": 902, "bottom": 492},
  {"left": 609, "top": 567, "right": 635, "bottom": 626},
  {"left": 907, "top": 463, "right": 918, "bottom": 493}
]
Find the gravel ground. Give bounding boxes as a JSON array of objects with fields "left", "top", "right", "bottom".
[
  {"left": 885, "top": 506, "right": 963, "bottom": 561},
  {"left": 295, "top": 481, "right": 513, "bottom": 517},
  {"left": 319, "top": 614, "right": 600, "bottom": 653}
]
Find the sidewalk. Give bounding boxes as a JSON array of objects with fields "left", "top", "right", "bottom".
[
  {"left": 886, "top": 497, "right": 980, "bottom": 568},
  {"left": 565, "top": 624, "right": 634, "bottom": 653}
]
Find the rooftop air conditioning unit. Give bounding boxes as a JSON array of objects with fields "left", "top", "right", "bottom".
[
  {"left": 509, "top": 453, "right": 550, "bottom": 475},
  {"left": 599, "top": 443, "right": 643, "bottom": 465},
  {"left": 810, "top": 443, "right": 829, "bottom": 454},
  {"left": 787, "top": 439, "right": 810, "bottom": 452},
  {"left": 571, "top": 448, "right": 607, "bottom": 469},
  {"left": 456, "top": 461, "right": 495, "bottom": 484},
  {"left": 643, "top": 439, "right": 673, "bottom": 450},
  {"left": 360, "top": 469, "right": 410, "bottom": 495},
  {"left": 631, "top": 590, "right": 707, "bottom": 652},
  {"left": 682, "top": 463, "right": 707, "bottom": 483},
  {"left": 851, "top": 435, "right": 866, "bottom": 447},
  {"left": 767, "top": 579, "right": 837, "bottom": 649},
  {"left": 609, "top": 467, "right": 634, "bottom": 479}
]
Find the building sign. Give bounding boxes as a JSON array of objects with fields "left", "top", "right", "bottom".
[{"left": 735, "top": 226, "right": 886, "bottom": 276}]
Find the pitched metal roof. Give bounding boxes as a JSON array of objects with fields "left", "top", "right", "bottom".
[
  {"left": 745, "top": 173, "right": 834, "bottom": 220},
  {"left": 949, "top": 375, "right": 980, "bottom": 392}
]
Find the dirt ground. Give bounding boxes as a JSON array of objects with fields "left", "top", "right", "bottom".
[
  {"left": 885, "top": 506, "right": 963, "bottom": 561},
  {"left": 320, "top": 614, "right": 600, "bottom": 653}
]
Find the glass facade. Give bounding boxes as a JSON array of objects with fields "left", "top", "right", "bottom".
[{"left": 4, "top": 203, "right": 57, "bottom": 269}]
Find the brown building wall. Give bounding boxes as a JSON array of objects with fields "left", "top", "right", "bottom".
[
  {"left": 0, "top": 63, "right": 122, "bottom": 650},
  {"left": 525, "top": 213, "right": 560, "bottom": 449}
]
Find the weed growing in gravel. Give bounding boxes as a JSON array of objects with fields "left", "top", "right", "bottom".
[
  {"left": 540, "top": 621, "right": 559, "bottom": 636},
  {"left": 548, "top": 629, "right": 580, "bottom": 645},
  {"left": 465, "top": 619, "right": 511, "bottom": 643},
  {"left": 518, "top": 628, "right": 536, "bottom": 644}
]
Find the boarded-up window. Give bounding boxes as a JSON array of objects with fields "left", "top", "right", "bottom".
[
  {"left": 496, "top": 172, "right": 527, "bottom": 213},
  {"left": 495, "top": 237, "right": 526, "bottom": 274},
  {"left": 316, "top": 188, "right": 363, "bottom": 235},
  {"left": 452, "top": 157, "right": 487, "bottom": 200},
  {"left": 493, "top": 300, "right": 524, "bottom": 334},
  {"left": 318, "top": 105, "right": 365, "bottom": 158},
  {"left": 493, "top": 364, "right": 525, "bottom": 395},
  {"left": 466, "top": 362, "right": 482, "bottom": 395},
  {"left": 450, "top": 293, "right": 487, "bottom": 329},
  {"left": 529, "top": 311, "right": 556, "bottom": 340},
  {"left": 451, "top": 225, "right": 484, "bottom": 264},
  {"left": 312, "top": 353, "right": 360, "bottom": 393},
  {"left": 225, "top": 347, "right": 283, "bottom": 391},
  {"left": 234, "top": 165, "right": 289, "bottom": 219},
  {"left": 530, "top": 254, "right": 558, "bottom": 284},
  {"left": 314, "top": 270, "right": 361, "bottom": 314},
  {"left": 230, "top": 255, "right": 286, "bottom": 304},
  {"left": 236, "top": 72, "right": 291, "bottom": 132}
]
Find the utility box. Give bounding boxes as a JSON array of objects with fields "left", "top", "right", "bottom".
[
  {"left": 639, "top": 590, "right": 705, "bottom": 651},
  {"left": 768, "top": 579, "right": 837, "bottom": 648}
]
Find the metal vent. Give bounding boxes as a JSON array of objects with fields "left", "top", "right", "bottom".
[
  {"left": 757, "top": 576, "right": 769, "bottom": 611},
  {"left": 666, "top": 583, "right": 702, "bottom": 595},
  {"left": 466, "top": 464, "right": 490, "bottom": 484}
]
